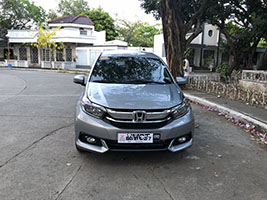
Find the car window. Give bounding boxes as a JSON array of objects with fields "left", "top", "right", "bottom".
[{"left": 90, "top": 56, "right": 173, "bottom": 84}]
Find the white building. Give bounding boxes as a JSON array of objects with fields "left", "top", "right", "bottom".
[
  {"left": 5, "top": 15, "right": 106, "bottom": 69},
  {"left": 154, "top": 23, "right": 224, "bottom": 70},
  {"left": 154, "top": 23, "right": 266, "bottom": 70}
]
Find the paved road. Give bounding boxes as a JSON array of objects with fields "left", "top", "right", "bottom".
[{"left": 0, "top": 69, "right": 266, "bottom": 200}]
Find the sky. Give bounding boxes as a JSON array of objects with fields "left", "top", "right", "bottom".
[{"left": 33, "top": 0, "right": 160, "bottom": 25}]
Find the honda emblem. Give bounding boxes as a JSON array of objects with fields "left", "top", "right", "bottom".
[{"left": 133, "top": 111, "right": 146, "bottom": 122}]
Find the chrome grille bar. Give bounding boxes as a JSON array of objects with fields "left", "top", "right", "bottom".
[
  {"left": 106, "top": 116, "right": 171, "bottom": 124},
  {"left": 106, "top": 108, "right": 171, "bottom": 122}
]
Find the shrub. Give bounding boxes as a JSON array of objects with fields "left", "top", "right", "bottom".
[{"left": 216, "top": 62, "right": 229, "bottom": 77}]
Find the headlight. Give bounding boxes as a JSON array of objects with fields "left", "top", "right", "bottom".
[
  {"left": 81, "top": 96, "right": 106, "bottom": 118},
  {"left": 171, "top": 98, "right": 190, "bottom": 119}
]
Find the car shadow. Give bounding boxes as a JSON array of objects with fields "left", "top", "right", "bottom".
[{"left": 79, "top": 144, "right": 201, "bottom": 169}]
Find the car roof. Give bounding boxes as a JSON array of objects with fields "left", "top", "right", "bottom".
[{"left": 101, "top": 50, "right": 160, "bottom": 59}]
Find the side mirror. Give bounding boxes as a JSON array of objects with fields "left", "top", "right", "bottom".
[
  {"left": 176, "top": 77, "right": 188, "bottom": 85},
  {"left": 73, "top": 75, "right": 86, "bottom": 86}
]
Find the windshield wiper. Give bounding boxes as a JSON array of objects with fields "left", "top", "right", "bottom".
[
  {"left": 92, "top": 80, "right": 172, "bottom": 84},
  {"left": 91, "top": 80, "right": 114, "bottom": 83},
  {"left": 125, "top": 80, "right": 169, "bottom": 84}
]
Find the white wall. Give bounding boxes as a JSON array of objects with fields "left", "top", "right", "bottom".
[
  {"left": 194, "top": 48, "right": 201, "bottom": 67},
  {"left": 203, "top": 24, "right": 219, "bottom": 46},
  {"left": 76, "top": 45, "right": 154, "bottom": 67},
  {"left": 7, "top": 30, "right": 38, "bottom": 43},
  {"left": 76, "top": 49, "right": 88, "bottom": 66},
  {"left": 93, "top": 31, "right": 106, "bottom": 45},
  {"left": 189, "top": 33, "right": 202, "bottom": 45},
  {"left": 153, "top": 34, "right": 165, "bottom": 60},
  {"left": 127, "top": 47, "right": 153, "bottom": 52},
  {"left": 7, "top": 28, "right": 106, "bottom": 45},
  {"left": 76, "top": 46, "right": 125, "bottom": 67}
]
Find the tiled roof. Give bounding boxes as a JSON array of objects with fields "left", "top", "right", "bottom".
[{"left": 48, "top": 15, "right": 94, "bottom": 26}]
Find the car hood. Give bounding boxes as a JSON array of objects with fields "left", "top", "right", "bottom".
[{"left": 87, "top": 83, "right": 183, "bottom": 110}]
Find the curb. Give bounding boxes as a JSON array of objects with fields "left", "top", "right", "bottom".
[
  {"left": 0, "top": 67, "right": 89, "bottom": 75},
  {"left": 184, "top": 93, "right": 267, "bottom": 131}
]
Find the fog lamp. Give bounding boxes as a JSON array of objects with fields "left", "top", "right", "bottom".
[
  {"left": 85, "top": 136, "right": 96, "bottom": 144},
  {"left": 178, "top": 137, "right": 187, "bottom": 143}
]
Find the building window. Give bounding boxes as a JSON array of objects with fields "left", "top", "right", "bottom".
[
  {"left": 4, "top": 49, "right": 14, "bottom": 59},
  {"left": 56, "top": 49, "right": 64, "bottom": 61},
  {"left": 188, "top": 49, "right": 195, "bottom": 66},
  {"left": 204, "top": 50, "right": 214, "bottom": 59},
  {"left": 203, "top": 50, "right": 215, "bottom": 67},
  {"left": 30, "top": 47, "right": 39, "bottom": 63},
  {"left": 42, "top": 49, "right": 50, "bottom": 61},
  {"left": 80, "top": 28, "right": 87, "bottom": 36},
  {"left": 19, "top": 47, "right": 27, "bottom": 60},
  {"left": 66, "top": 47, "right": 72, "bottom": 61},
  {"left": 208, "top": 30, "right": 213, "bottom": 37}
]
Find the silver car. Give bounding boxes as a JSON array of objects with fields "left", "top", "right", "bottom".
[{"left": 73, "top": 51, "right": 194, "bottom": 153}]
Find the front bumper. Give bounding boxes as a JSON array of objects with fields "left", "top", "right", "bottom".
[{"left": 75, "top": 106, "right": 194, "bottom": 153}]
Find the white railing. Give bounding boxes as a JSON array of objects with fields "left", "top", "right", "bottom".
[
  {"left": 5, "top": 60, "right": 29, "bottom": 68},
  {"left": 242, "top": 70, "right": 267, "bottom": 84},
  {"left": 41, "top": 61, "right": 76, "bottom": 69},
  {"left": 188, "top": 73, "right": 221, "bottom": 83},
  {"left": 0, "top": 61, "right": 6, "bottom": 66},
  {"left": 63, "top": 61, "right": 76, "bottom": 69},
  {"left": 53, "top": 61, "right": 64, "bottom": 69},
  {"left": 4, "top": 60, "right": 76, "bottom": 69},
  {"left": 41, "top": 61, "right": 51, "bottom": 68}
]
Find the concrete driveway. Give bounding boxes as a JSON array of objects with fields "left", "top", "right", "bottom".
[{"left": 0, "top": 69, "right": 266, "bottom": 200}]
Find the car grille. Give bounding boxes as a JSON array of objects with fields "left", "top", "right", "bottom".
[
  {"left": 105, "top": 139, "right": 172, "bottom": 150},
  {"left": 104, "top": 108, "right": 173, "bottom": 129}
]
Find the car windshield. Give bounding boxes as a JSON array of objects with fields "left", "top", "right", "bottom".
[{"left": 90, "top": 56, "right": 173, "bottom": 84}]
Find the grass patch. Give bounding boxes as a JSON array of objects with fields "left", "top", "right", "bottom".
[{"left": 59, "top": 69, "right": 90, "bottom": 75}]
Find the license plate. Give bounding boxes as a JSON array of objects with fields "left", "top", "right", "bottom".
[{"left": 118, "top": 133, "right": 153, "bottom": 143}]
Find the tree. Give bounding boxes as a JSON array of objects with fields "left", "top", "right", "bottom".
[
  {"left": 83, "top": 8, "right": 117, "bottom": 41},
  {"left": 207, "top": 0, "right": 267, "bottom": 74},
  {"left": 32, "top": 26, "right": 64, "bottom": 69},
  {"left": 116, "top": 19, "right": 160, "bottom": 47},
  {"left": 47, "top": 9, "right": 59, "bottom": 21},
  {"left": 140, "top": 0, "right": 208, "bottom": 77},
  {"left": 0, "top": 0, "right": 46, "bottom": 38},
  {"left": 57, "top": 0, "right": 90, "bottom": 16}
]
